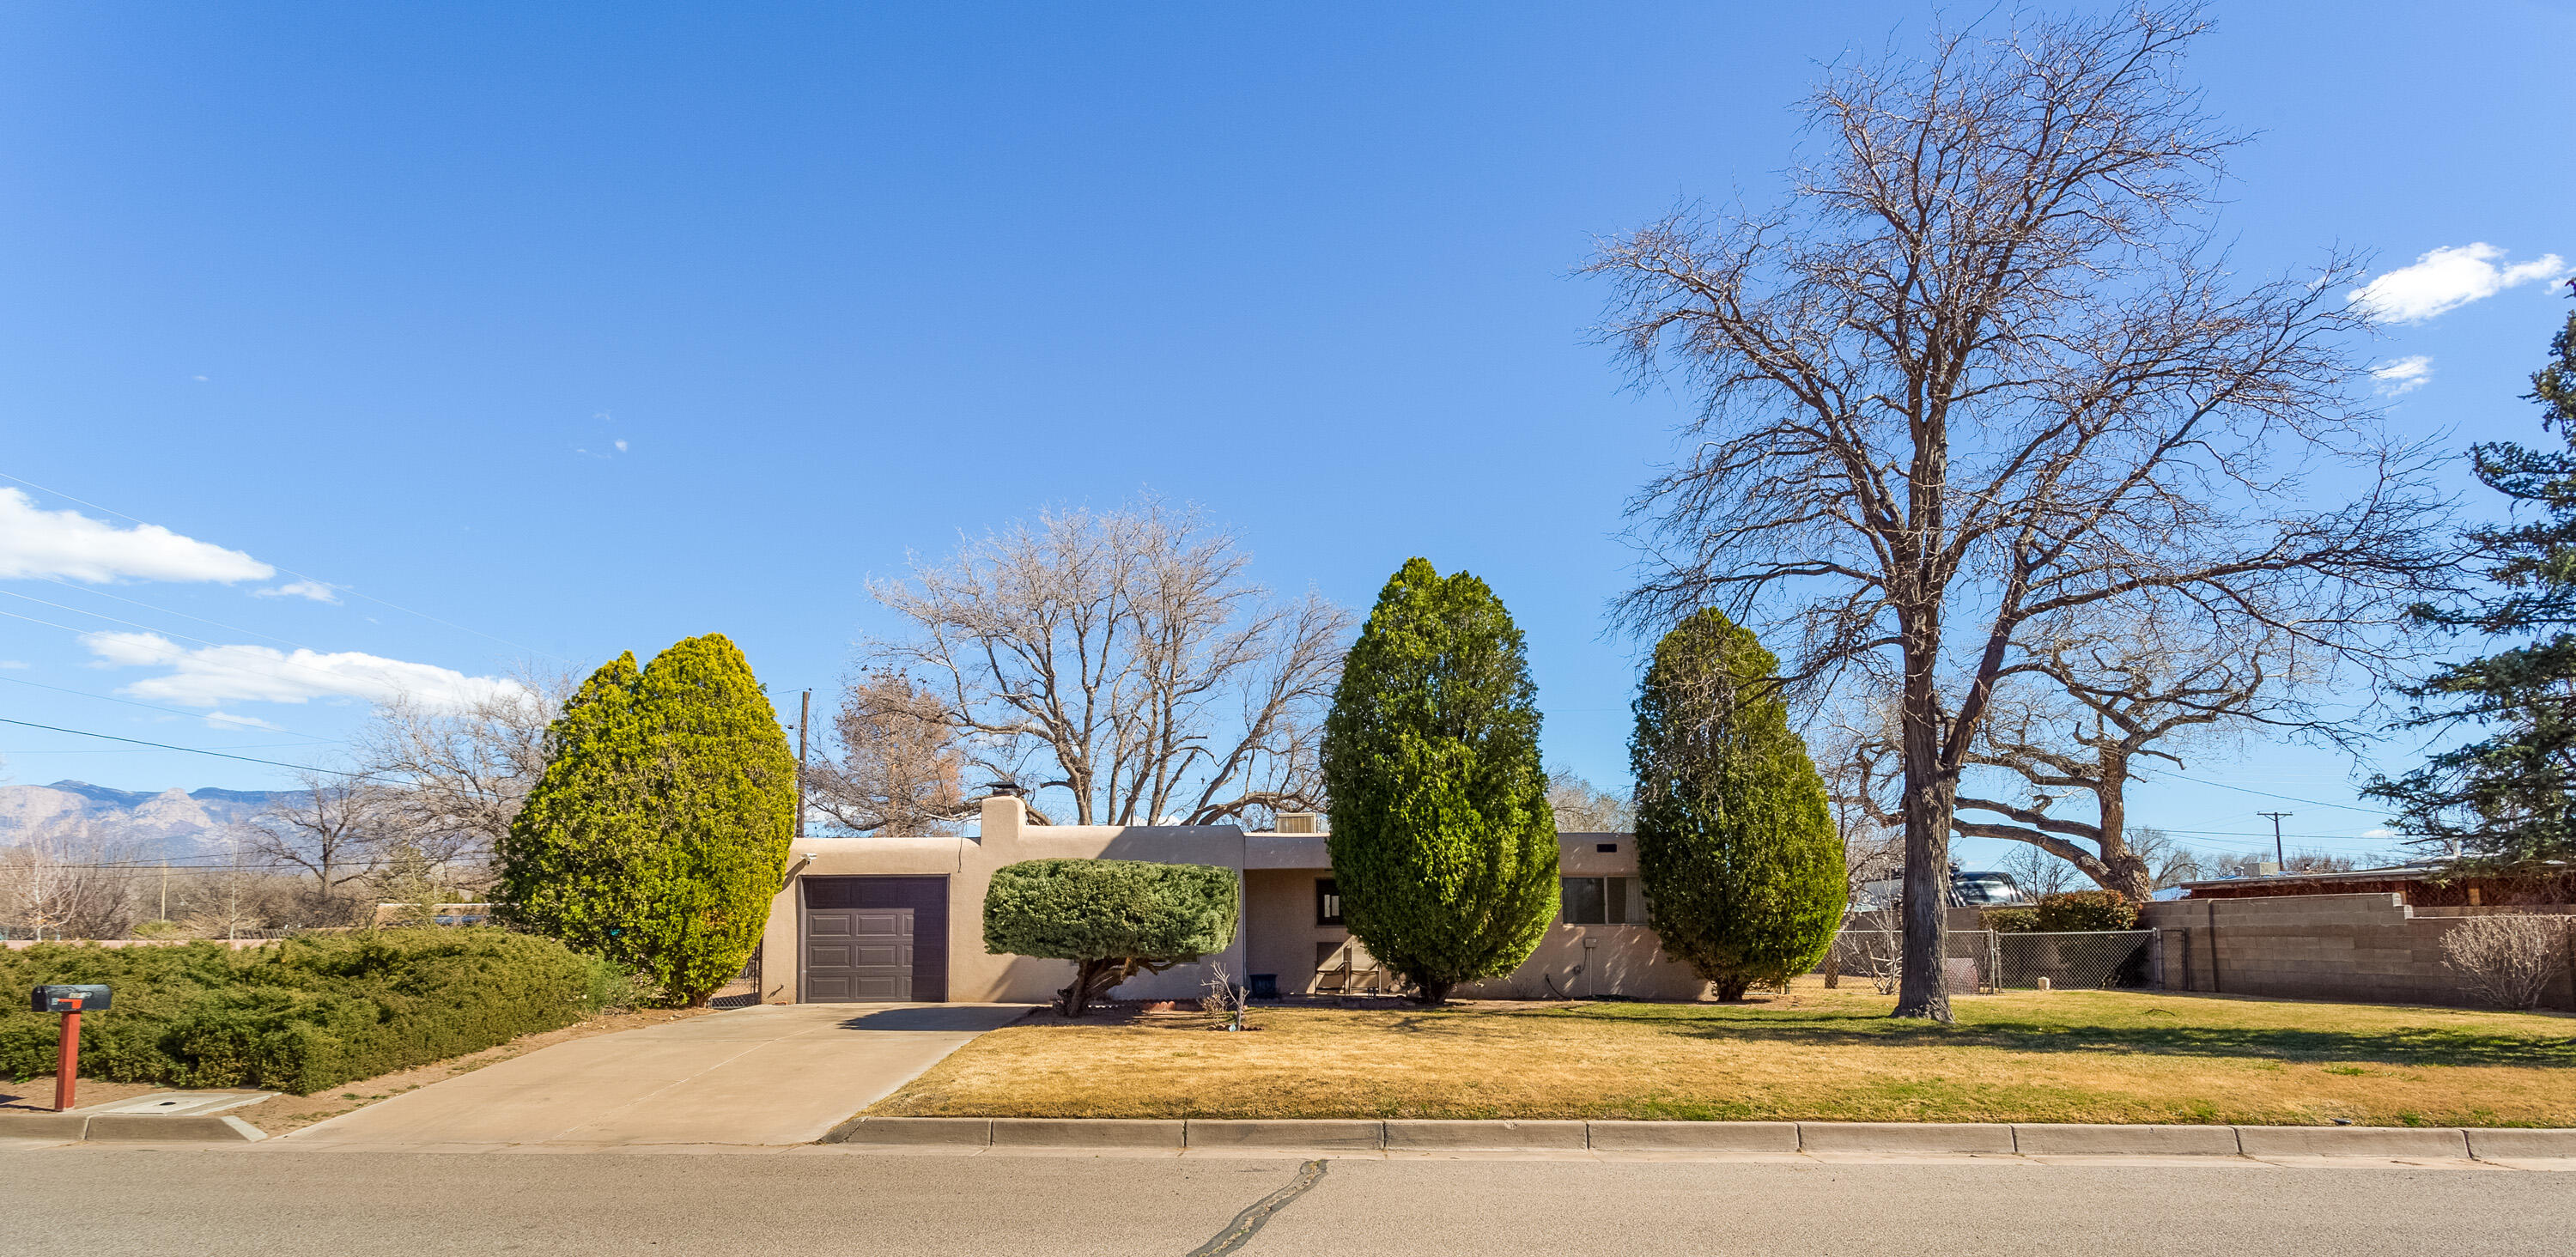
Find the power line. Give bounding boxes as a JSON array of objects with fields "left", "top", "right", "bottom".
[
  {"left": 0, "top": 718, "right": 368, "bottom": 778},
  {"left": 35, "top": 574, "right": 323, "bottom": 654},
  {"left": 0, "top": 673, "right": 338, "bottom": 744},
  {"left": 2160, "top": 772, "right": 2390, "bottom": 816}
]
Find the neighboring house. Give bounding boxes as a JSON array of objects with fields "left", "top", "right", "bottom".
[
  {"left": 755, "top": 792, "right": 1711, "bottom": 1005},
  {"left": 2175, "top": 863, "right": 2576, "bottom": 908}
]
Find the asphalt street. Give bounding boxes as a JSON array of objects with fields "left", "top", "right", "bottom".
[{"left": 3, "top": 1149, "right": 2573, "bottom": 1256}]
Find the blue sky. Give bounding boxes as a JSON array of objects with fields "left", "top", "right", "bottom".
[{"left": 2, "top": 3, "right": 2571, "bottom": 871}]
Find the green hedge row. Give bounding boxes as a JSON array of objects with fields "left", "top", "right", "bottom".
[{"left": 0, "top": 930, "right": 626, "bottom": 1095}]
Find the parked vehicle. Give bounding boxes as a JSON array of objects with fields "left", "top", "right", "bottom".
[{"left": 1850, "top": 868, "right": 2034, "bottom": 912}]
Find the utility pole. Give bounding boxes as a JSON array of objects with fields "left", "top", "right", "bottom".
[
  {"left": 2257, "top": 812, "right": 2293, "bottom": 871},
  {"left": 159, "top": 859, "right": 169, "bottom": 924},
  {"left": 796, "top": 688, "right": 811, "bottom": 841}
]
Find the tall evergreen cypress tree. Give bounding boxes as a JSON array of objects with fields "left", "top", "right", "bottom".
[
  {"left": 501, "top": 635, "right": 796, "bottom": 1005},
  {"left": 497, "top": 653, "right": 653, "bottom": 955},
  {"left": 2368, "top": 303, "right": 2576, "bottom": 867},
  {"left": 631, "top": 634, "right": 799, "bottom": 1005},
  {"left": 1321, "top": 558, "right": 1558, "bottom": 1005},
  {"left": 1631, "top": 609, "right": 1842, "bottom": 999}
]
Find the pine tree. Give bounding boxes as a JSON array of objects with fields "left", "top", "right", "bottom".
[
  {"left": 2368, "top": 303, "right": 2576, "bottom": 867},
  {"left": 1321, "top": 557, "right": 1558, "bottom": 1005},
  {"left": 1631, "top": 610, "right": 1842, "bottom": 999},
  {"left": 499, "top": 635, "right": 796, "bottom": 1005}
]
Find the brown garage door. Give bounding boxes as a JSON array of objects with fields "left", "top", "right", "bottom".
[{"left": 800, "top": 876, "right": 948, "bottom": 1003}]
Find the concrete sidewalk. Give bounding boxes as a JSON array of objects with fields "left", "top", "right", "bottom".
[{"left": 282, "top": 1003, "right": 1028, "bottom": 1151}]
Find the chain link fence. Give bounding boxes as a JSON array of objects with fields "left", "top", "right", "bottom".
[
  {"left": 1993, "top": 930, "right": 2154, "bottom": 991},
  {"left": 1826, "top": 927, "right": 2157, "bottom": 993},
  {"left": 1827, "top": 928, "right": 2005, "bottom": 994}
]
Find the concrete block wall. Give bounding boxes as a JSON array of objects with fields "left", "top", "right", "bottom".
[{"left": 2143, "top": 893, "right": 2576, "bottom": 1010}]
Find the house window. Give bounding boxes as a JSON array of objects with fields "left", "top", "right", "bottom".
[
  {"left": 1316, "top": 878, "right": 1342, "bottom": 926},
  {"left": 1562, "top": 877, "right": 1633, "bottom": 926}
]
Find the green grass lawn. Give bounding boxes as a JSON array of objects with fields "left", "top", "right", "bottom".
[{"left": 870, "top": 984, "right": 2576, "bottom": 1127}]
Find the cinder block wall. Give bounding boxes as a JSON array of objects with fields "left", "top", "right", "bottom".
[{"left": 2142, "top": 892, "right": 2576, "bottom": 1011}]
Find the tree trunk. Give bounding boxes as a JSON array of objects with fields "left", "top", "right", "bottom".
[
  {"left": 1715, "top": 978, "right": 1752, "bottom": 1001},
  {"left": 1057, "top": 958, "right": 1113, "bottom": 1017},
  {"left": 2096, "top": 769, "right": 2153, "bottom": 903},
  {"left": 1894, "top": 630, "right": 1955, "bottom": 1023},
  {"left": 1412, "top": 978, "right": 1453, "bottom": 1007}
]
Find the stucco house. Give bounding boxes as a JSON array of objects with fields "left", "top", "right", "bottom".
[{"left": 755, "top": 792, "right": 1710, "bottom": 1005}]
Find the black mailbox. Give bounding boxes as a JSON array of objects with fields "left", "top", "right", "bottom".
[{"left": 31, "top": 984, "right": 110, "bottom": 1013}]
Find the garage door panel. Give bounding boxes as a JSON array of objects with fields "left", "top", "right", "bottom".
[{"left": 799, "top": 877, "right": 948, "bottom": 1004}]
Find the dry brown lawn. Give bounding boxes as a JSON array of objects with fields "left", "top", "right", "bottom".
[{"left": 869, "top": 983, "right": 2576, "bottom": 1127}]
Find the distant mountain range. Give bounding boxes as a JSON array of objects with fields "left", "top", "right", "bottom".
[{"left": 0, "top": 780, "right": 297, "bottom": 859}]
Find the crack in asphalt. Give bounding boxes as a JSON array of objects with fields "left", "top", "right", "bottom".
[{"left": 1185, "top": 1159, "right": 1328, "bottom": 1256}]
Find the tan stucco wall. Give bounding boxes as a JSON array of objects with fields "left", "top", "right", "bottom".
[
  {"left": 762, "top": 814, "right": 1714, "bottom": 1005},
  {"left": 762, "top": 796, "right": 1249, "bottom": 1005},
  {"left": 1242, "top": 867, "right": 1346, "bottom": 993}
]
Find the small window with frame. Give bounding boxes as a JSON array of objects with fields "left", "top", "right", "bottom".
[
  {"left": 1316, "top": 878, "right": 1343, "bottom": 926},
  {"left": 1561, "top": 877, "right": 1632, "bottom": 926}
]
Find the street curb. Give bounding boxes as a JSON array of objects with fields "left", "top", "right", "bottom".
[
  {"left": 1586, "top": 1120, "right": 1797, "bottom": 1151},
  {"left": 1801, "top": 1122, "right": 2014, "bottom": 1154},
  {"left": 2010, "top": 1124, "right": 2242, "bottom": 1157},
  {"left": 1385, "top": 1120, "right": 1589, "bottom": 1151},
  {"left": 2235, "top": 1126, "right": 2470, "bottom": 1158},
  {"left": 993, "top": 1118, "right": 1180, "bottom": 1149},
  {"left": 820, "top": 1117, "right": 2561, "bottom": 1159},
  {"left": 2464, "top": 1128, "right": 2576, "bottom": 1160},
  {"left": 0, "top": 1113, "right": 265, "bottom": 1143},
  {"left": 1187, "top": 1120, "right": 1383, "bottom": 1151},
  {"left": 822, "top": 1116, "right": 993, "bottom": 1146}
]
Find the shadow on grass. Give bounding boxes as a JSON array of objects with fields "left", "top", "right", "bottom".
[{"left": 1486, "top": 1003, "right": 2576, "bottom": 1069}]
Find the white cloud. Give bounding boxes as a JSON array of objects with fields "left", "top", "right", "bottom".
[
  {"left": 2363, "top": 829, "right": 2393, "bottom": 838},
  {"left": 2349, "top": 244, "right": 2572, "bottom": 324},
  {"left": 614, "top": 440, "right": 629, "bottom": 453},
  {"left": 254, "top": 580, "right": 343, "bottom": 604},
  {"left": 203, "top": 710, "right": 285, "bottom": 732},
  {"left": 81, "top": 630, "right": 528, "bottom": 713},
  {"left": 0, "top": 489, "right": 273, "bottom": 584},
  {"left": 2371, "top": 355, "right": 2433, "bottom": 396},
  {"left": 0, "top": 659, "right": 26, "bottom": 670}
]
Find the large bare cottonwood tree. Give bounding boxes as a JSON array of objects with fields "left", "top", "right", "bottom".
[
  {"left": 850, "top": 498, "right": 1351, "bottom": 829},
  {"left": 356, "top": 667, "right": 571, "bottom": 885},
  {"left": 1589, "top": 7, "right": 2451, "bottom": 1020},
  {"left": 1845, "top": 613, "right": 2332, "bottom": 902}
]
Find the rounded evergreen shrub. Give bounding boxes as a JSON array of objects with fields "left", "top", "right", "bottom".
[
  {"left": 0, "top": 930, "right": 622, "bottom": 1094},
  {"left": 983, "top": 859, "right": 1240, "bottom": 1017},
  {"left": 2033, "top": 890, "right": 2141, "bottom": 932}
]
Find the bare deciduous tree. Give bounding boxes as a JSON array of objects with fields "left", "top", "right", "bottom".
[
  {"left": 1589, "top": 7, "right": 2452, "bottom": 1019},
  {"left": 0, "top": 823, "right": 137, "bottom": 940},
  {"left": 357, "top": 666, "right": 570, "bottom": 884},
  {"left": 1546, "top": 765, "right": 1635, "bottom": 833},
  {"left": 805, "top": 670, "right": 975, "bottom": 835},
  {"left": 863, "top": 498, "right": 1352, "bottom": 828},
  {"left": 1938, "top": 616, "right": 2315, "bottom": 901},
  {"left": 239, "top": 774, "right": 391, "bottom": 925}
]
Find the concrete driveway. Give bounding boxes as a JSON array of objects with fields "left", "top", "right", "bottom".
[{"left": 282, "top": 1004, "right": 1027, "bottom": 1151}]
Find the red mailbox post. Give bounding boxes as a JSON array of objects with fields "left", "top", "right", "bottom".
[{"left": 31, "top": 985, "right": 112, "bottom": 1113}]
